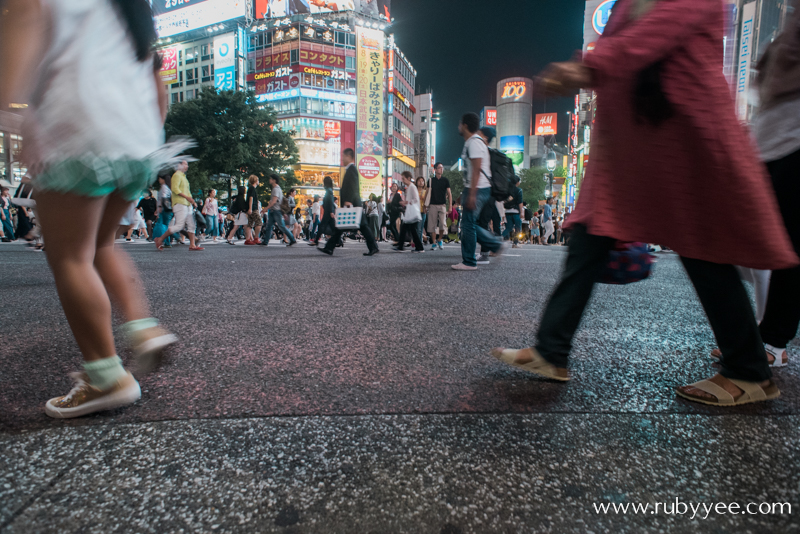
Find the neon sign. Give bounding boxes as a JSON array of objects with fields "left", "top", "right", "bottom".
[{"left": 501, "top": 81, "right": 527, "bottom": 101}]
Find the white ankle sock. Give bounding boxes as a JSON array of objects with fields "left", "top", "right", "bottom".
[{"left": 83, "top": 355, "right": 126, "bottom": 390}]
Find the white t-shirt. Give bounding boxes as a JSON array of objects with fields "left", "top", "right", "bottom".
[
  {"left": 270, "top": 186, "right": 283, "bottom": 211},
  {"left": 30, "top": 0, "right": 162, "bottom": 165},
  {"left": 312, "top": 201, "right": 320, "bottom": 217},
  {"left": 461, "top": 135, "right": 492, "bottom": 189}
]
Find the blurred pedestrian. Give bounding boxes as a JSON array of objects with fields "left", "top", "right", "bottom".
[
  {"left": 503, "top": 175, "right": 524, "bottom": 248},
  {"left": 265, "top": 174, "right": 296, "bottom": 247},
  {"left": 427, "top": 162, "right": 452, "bottom": 251},
  {"left": 492, "top": 0, "right": 797, "bottom": 406},
  {"left": 155, "top": 160, "right": 203, "bottom": 251},
  {"left": 0, "top": 187, "right": 15, "bottom": 241},
  {"left": 202, "top": 189, "right": 219, "bottom": 242},
  {"left": 1, "top": 0, "right": 182, "bottom": 417},
  {"left": 137, "top": 189, "right": 157, "bottom": 241},
  {"left": 319, "top": 149, "right": 378, "bottom": 256},
  {"left": 416, "top": 176, "right": 428, "bottom": 248},
  {"left": 752, "top": 5, "right": 800, "bottom": 369},
  {"left": 460, "top": 123, "right": 503, "bottom": 269},
  {"left": 244, "top": 175, "right": 262, "bottom": 245},
  {"left": 388, "top": 182, "right": 402, "bottom": 243},
  {"left": 393, "top": 171, "right": 424, "bottom": 253}
]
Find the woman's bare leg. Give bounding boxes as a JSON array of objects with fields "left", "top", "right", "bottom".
[
  {"left": 94, "top": 193, "right": 151, "bottom": 322},
  {"left": 35, "top": 192, "right": 113, "bottom": 362}
]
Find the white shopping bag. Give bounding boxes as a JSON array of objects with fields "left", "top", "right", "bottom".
[{"left": 335, "top": 206, "right": 363, "bottom": 229}]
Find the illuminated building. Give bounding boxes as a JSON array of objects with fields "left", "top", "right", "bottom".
[{"left": 154, "top": 0, "right": 413, "bottom": 203}]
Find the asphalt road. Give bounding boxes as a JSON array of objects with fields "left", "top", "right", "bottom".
[{"left": 1, "top": 239, "right": 798, "bottom": 533}]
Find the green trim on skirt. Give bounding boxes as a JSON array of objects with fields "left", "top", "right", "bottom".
[{"left": 35, "top": 158, "right": 156, "bottom": 201}]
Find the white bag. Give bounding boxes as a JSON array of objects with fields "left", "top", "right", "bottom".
[
  {"left": 335, "top": 206, "right": 363, "bottom": 229},
  {"left": 402, "top": 203, "right": 422, "bottom": 224}
]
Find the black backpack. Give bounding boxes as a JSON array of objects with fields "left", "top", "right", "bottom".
[{"left": 484, "top": 148, "right": 516, "bottom": 202}]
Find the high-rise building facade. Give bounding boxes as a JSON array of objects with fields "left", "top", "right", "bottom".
[{"left": 154, "top": 0, "right": 414, "bottom": 202}]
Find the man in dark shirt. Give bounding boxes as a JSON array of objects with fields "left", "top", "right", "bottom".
[
  {"left": 426, "top": 163, "right": 452, "bottom": 251},
  {"left": 319, "top": 148, "right": 379, "bottom": 256},
  {"left": 502, "top": 177, "right": 524, "bottom": 248},
  {"left": 137, "top": 190, "right": 158, "bottom": 242}
]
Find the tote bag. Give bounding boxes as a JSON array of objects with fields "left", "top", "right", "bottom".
[
  {"left": 335, "top": 207, "right": 363, "bottom": 230},
  {"left": 402, "top": 204, "right": 422, "bottom": 224}
]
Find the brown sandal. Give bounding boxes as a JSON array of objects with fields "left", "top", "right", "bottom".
[{"left": 676, "top": 378, "right": 780, "bottom": 406}]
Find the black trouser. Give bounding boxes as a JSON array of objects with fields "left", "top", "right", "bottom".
[
  {"left": 479, "top": 199, "right": 501, "bottom": 253},
  {"left": 389, "top": 214, "right": 401, "bottom": 242},
  {"left": 760, "top": 148, "right": 800, "bottom": 348},
  {"left": 323, "top": 217, "right": 378, "bottom": 253},
  {"left": 396, "top": 220, "right": 423, "bottom": 251},
  {"left": 535, "top": 224, "right": 771, "bottom": 382}
]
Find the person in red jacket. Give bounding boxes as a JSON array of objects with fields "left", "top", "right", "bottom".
[{"left": 491, "top": 0, "right": 798, "bottom": 406}]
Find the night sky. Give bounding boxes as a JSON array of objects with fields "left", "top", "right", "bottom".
[{"left": 390, "top": 0, "right": 586, "bottom": 163}]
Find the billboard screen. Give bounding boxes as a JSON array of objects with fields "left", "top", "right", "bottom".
[
  {"left": 356, "top": 27, "right": 385, "bottom": 199},
  {"left": 534, "top": 113, "right": 558, "bottom": 136},
  {"left": 281, "top": 118, "right": 343, "bottom": 167},
  {"left": 153, "top": 0, "right": 246, "bottom": 38},
  {"left": 255, "top": 0, "right": 391, "bottom": 19}
]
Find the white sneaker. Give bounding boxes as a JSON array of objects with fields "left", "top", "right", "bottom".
[
  {"left": 451, "top": 263, "right": 478, "bottom": 271},
  {"left": 431, "top": 244, "right": 438, "bottom": 251},
  {"left": 45, "top": 371, "right": 141, "bottom": 419}
]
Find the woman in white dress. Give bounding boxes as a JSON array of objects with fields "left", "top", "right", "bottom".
[{"left": 0, "top": 0, "right": 187, "bottom": 418}]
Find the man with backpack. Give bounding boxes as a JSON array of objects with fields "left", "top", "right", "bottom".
[
  {"left": 452, "top": 113, "right": 504, "bottom": 271},
  {"left": 264, "top": 174, "right": 296, "bottom": 247},
  {"left": 503, "top": 176, "right": 524, "bottom": 248}
]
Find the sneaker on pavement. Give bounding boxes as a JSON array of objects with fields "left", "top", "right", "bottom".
[
  {"left": 439, "top": 240, "right": 444, "bottom": 249},
  {"left": 130, "top": 328, "right": 178, "bottom": 377},
  {"left": 451, "top": 263, "right": 478, "bottom": 271},
  {"left": 477, "top": 254, "right": 490, "bottom": 265},
  {"left": 431, "top": 244, "right": 438, "bottom": 251},
  {"left": 45, "top": 371, "right": 141, "bottom": 419},
  {"left": 189, "top": 246, "right": 204, "bottom": 251},
  {"left": 411, "top": 249, "right": 425, "bottom": 254}
]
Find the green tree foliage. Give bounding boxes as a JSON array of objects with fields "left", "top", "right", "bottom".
[
  {"left": 443, "top": 169, "right": 464, "bottom": 204},
  {"left": 519, "top": 167, "right": 548, "bottom": 208},
  {"left": 164, "top": 87, "right": 299, "bottom": 204}
]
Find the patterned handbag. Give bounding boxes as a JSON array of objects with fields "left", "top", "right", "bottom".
[
  {"left": 335, "top": 207, "right": 363, "bottom": 230},
  {"left": 599, "top": 242, "right": 655, "bottom": 285}
]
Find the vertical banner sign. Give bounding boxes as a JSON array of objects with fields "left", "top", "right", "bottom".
[
  {"left": 214, "top": 34, "right": 236, "bottom": 91},
  {"left": 159, "top": 46, "right": 179, "bottom": 84},
  {"left": 356, "top": 27, "right": 385, "bottom": 199},
  {"left": 736, "top": 2, "right": 756, "bottom": 120}
]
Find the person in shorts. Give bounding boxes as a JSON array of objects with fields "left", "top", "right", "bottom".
[
  {"left": 244, "top": 175, "right": 262, "bottom": 245},
  {"left": 426, "top": 162, "right": 451, "bottom": 250}
]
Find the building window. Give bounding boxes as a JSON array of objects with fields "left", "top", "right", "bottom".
[
  {"left": 186, "top": 89, "right": 195, "bottom": 100},
  {"left": 201, "top": 44, "right": 211, "bottom": 60},
  {"left": 202, "top": 65, "right": 212, "bottom": 82},
  {"left": 171, "top": 93, "right": 180, "bottom": 104},
  {"left": 346, "top": 56, "right": 355, "bottom": 69}
]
